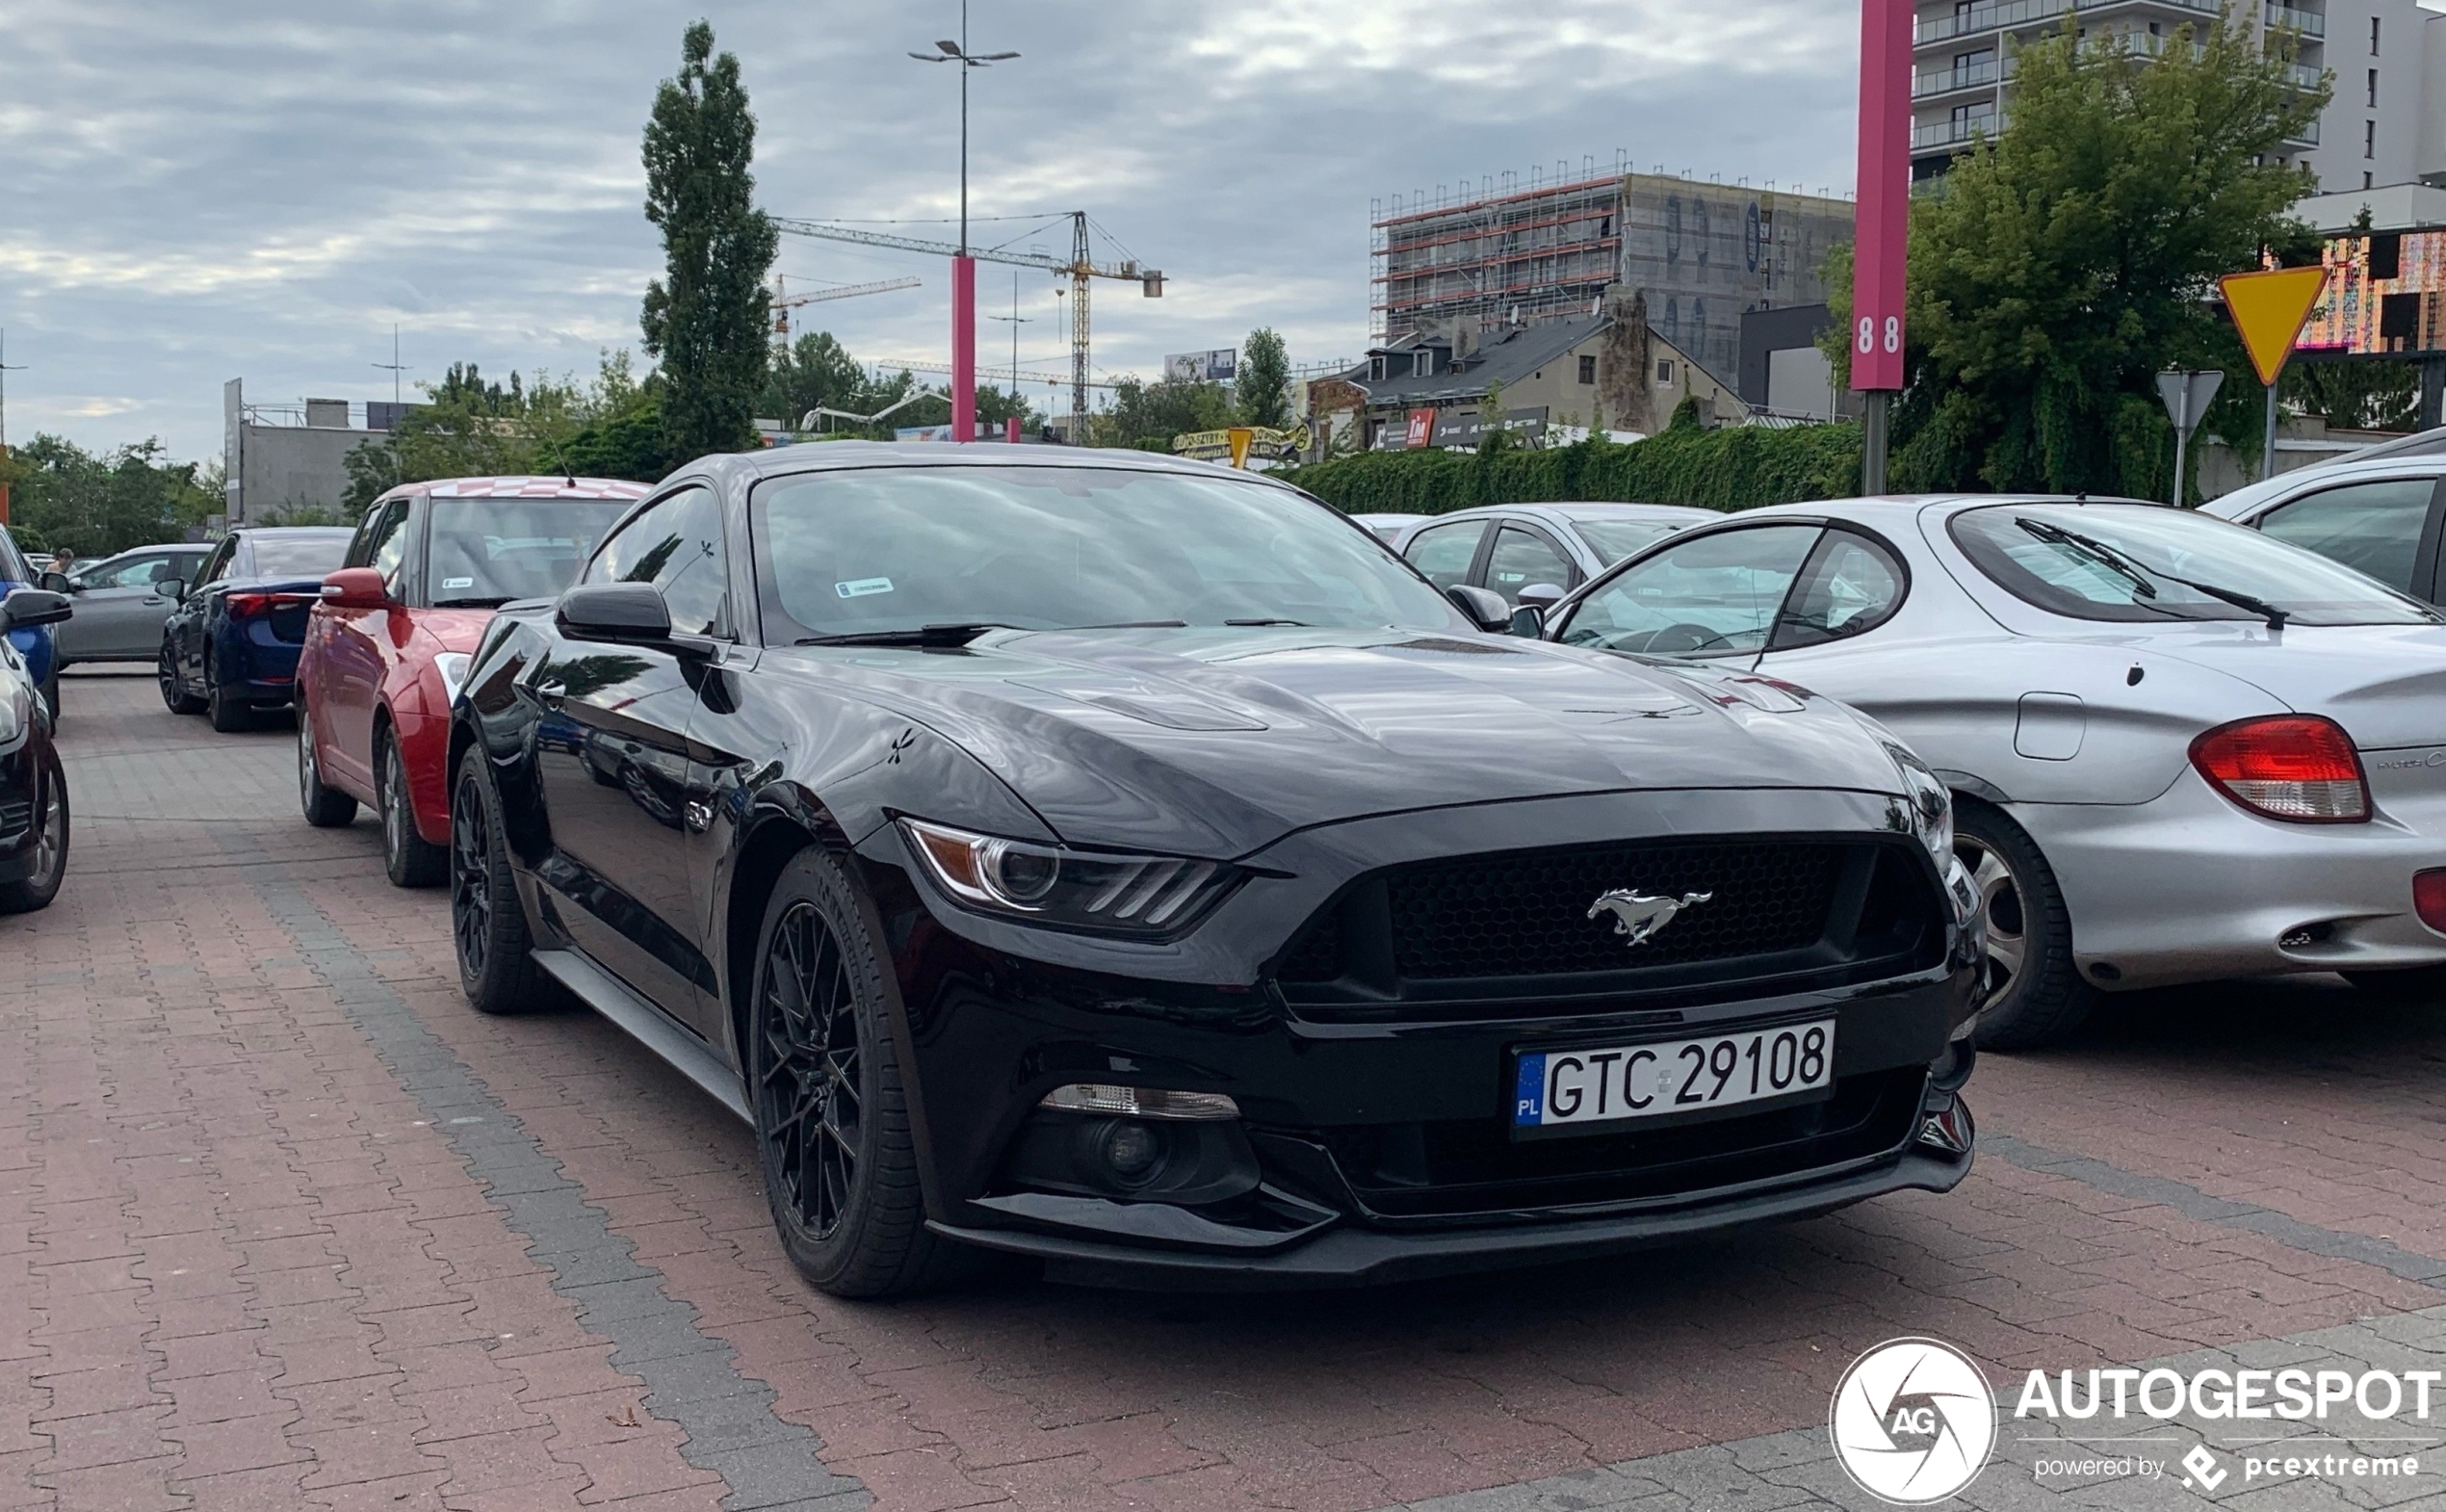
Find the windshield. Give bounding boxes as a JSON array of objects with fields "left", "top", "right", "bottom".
[
  {"left": 427, "top": 498, "right": 630, "bottom": 606},
  {"left": 1569, "top": 516, "right": 1694, "bottom": 566},
  {"left": 752, "top": 466, "right": 1453, "bottom": 639},
  {"left": 247, "top": 534, "right": 351, "bottom": 579},
  {"left": 1949, "top": 504, "right": 2441, "bottom": 627}
]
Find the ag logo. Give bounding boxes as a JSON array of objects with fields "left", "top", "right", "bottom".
[{"left": 1829, "top": 1338, "right": 1996, "bottom": 1504}]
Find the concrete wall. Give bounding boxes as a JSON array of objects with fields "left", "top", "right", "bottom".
[{"left": 223, "top": 379, "right": 382, "bottom": 523}]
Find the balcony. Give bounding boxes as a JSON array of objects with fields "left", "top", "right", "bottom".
[
  {"left": 2265, "top": 3, "right": 2325, "bottom": 37},
  {"left": 1913, "top": 113, "right": 2003, "bottom": 151},
  {"left": 1913, "top": 58, "right": 2005, "bottom": 97},
  {"left": 1916, "top": 0, "right": 2222, "bottom": 46}
]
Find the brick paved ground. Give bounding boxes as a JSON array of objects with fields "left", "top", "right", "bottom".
[{"left": 9, "top": 669, "right": 2446, "bottom": 1510}]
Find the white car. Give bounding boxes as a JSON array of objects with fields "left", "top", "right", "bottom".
[
  {"left": 2200, "top": 451, "right": 2446, "bottom": 606},
  {"left": 1392, "top": 503, "right": 1718, "bottom": 606},
  {"left": 1530, "top": 495, "right": 2446, "bottom": 1048}
]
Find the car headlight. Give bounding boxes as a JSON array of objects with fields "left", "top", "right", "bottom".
[
  {"left": 898, "top": 819, "right": 1246, "bottom": 937},
  {"left": 0, "top": 678, "right": 25, "bottom": 745},
  {"left": 1883, "top": 741, "right": 1955, "bottom": 867},
  {"left": 434, "top": 653, "right": 473, "bottom": 706}
]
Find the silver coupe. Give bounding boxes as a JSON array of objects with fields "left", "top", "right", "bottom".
[{"left": 1522, "top": 495, "right": 2446, "bottom": 1048}]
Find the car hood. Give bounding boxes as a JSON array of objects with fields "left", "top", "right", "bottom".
[
  {"left": 416, "top": 607, "right": 498, "bottom": 653},
  {"left": 771, "top": 627, "right": 1911, "bottom": 857},
  {"left": 2146, "top": 622, "right": 2446, "bottom": 750}
]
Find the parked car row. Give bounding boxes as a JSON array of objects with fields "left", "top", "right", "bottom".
[{"left": 105, "top": 437, "right": 2428, "bottom": 1302}]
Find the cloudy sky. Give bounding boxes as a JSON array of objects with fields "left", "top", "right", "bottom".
[{"left": 0, "top": 0, "right": 1860, "bottom": 464}]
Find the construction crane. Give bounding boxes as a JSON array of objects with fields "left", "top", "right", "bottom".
[
  {"left": 770, "top": 274, "right": 925, "bottom": 345},
  {"left": 774, "top": 211, "right": 1162, "bottom": 442}
]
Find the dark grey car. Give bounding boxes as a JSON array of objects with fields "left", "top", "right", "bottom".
[{"left": 56, "top": 545, "right": 210, "bottom": 665}]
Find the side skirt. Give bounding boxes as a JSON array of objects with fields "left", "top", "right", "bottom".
[{"left": 531, "top": 948, "right": 752, "bottom": 1125}]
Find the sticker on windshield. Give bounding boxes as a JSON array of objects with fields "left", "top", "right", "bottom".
[
  {"left": 442, "top": 576, "right": 475, "bottom": 590},
  {"left": 836, "top": 577, "right": 895, "bottom": 599}
]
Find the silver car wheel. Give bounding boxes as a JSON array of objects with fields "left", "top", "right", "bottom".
[
  {"left": 298, "top": 714, "right": 318, "bottom": 806},
  {"left": 1957, "top": 834, "right": 2027, "bottom": 1010}
]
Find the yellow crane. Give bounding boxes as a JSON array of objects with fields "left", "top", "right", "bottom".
[{"left": 773, "top": 211, "right": 1162, "bottom": 441}]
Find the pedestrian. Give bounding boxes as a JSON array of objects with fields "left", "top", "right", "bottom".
[{"left": 47, "top": 549, "right": 72, "bottom": 581}]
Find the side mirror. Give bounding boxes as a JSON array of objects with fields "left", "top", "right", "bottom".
[
  {"left": 557, "top": 582, "right": 673, "bottom": 645},
  {"left": 1444, "top": 584, "right": 1512, "bottom": 633},
  {"left": 320, "top": 567, "right": 390, "bottom": 611},
  {"left": 1516, "top": 582, "right": 1566, "bottom": 613},
  {"left": 1508, "top": 605, "right": 1545, "bottom": 639},
  {"left": 39, "top": 572, "right": 72, "bottom": 594},
  {"left": 156, "top": 578, "right": 187, "bottom": 603},
  {"left": 2, "top": 589, "right": 72, "bottom": 631}
]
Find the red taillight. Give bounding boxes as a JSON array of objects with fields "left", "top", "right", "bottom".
[
  {"left": 2189, "top": 715, "right": 2369, "bottom": 823},
  {"left": 2416, "top": 872, "right": 2446, "bottom": 933},
  {"left": 223, "top": 592, "right": 273, "bottom": 618}
]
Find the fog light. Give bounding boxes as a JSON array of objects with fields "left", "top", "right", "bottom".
[
  {"left": 2417, "top": 871, "right": 2446, "bottom": 934},
  {"left": 1040, "top": 1083, "right": 1239, "bottom": 1121},
  {"left": 1097, "top": 1120, "right": 1161, "bottom": 1183}
]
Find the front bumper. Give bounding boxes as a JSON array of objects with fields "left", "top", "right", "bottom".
[
  {"left": 2023, "top": 766, "right": 2446, "bottom": 991},
  {"left": 852, "top": 789, "right": 1986, "bottom": 1288}
]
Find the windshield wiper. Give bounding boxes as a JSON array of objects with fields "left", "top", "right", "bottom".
[
  {"left": 2016, "top": 516, "right": 2290, "bottom": 631},
  {"left": 794, "top": 622, "right": 1016, "bottom": 648},
  {"left": 1224, "top": 617, "right": 1309, "bottom": 627}
]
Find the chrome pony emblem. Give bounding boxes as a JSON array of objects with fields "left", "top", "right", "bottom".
[{"left": 1587, "top": 889, "right": 1714, "bottom": 949}]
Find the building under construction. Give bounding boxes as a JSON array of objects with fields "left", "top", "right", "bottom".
[{"left": 1371, "top": 168, "right": 1855, "bottom": 388}]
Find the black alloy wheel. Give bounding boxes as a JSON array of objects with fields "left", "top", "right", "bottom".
[
  {"left": 0, "top": 756, "right": 68, "bottom": 914},
  {"left": 296, "top": 698, "right": 358, "bottom": 827},
  {"left": 159, "top": 640, "right": 203, "bottom": 716},
  {"left": 451, "top": 753, "right": 545, "bottom": 1015},
  {"left": 1953, "top": 800, "right": 2095, "bottom": 1051},
  {"left": 748, "top": 850, "right": 969, "bottom": 1297},
  {"left": 378, "top": 732, "right": 447, "bottom": 888}
]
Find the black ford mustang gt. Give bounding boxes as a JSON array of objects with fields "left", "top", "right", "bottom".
[{"left": 448, "top": 445, "right": 1984, "bottom": 1295}]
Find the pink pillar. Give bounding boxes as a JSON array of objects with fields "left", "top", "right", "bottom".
[
  {"left": 1851, "top": 0, "right": 1913, "bottom": 394},
  {"left": 951, "top": 255, "right": 977, "bottom": 443}
]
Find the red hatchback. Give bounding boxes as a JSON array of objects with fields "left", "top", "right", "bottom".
[{"left": 296, "top": 477, "right": 651, "bottom": 885}]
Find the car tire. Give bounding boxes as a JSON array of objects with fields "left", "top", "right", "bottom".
[
  {"left": 2343, "top": 966, "right": 2446, "bottom": 1003},
  {"left": 159, "top": 641, "right": 204, "bottom": 716},
  {"left": 296, "top": 697, "right": 358, "bottom": 828},
  {"left": 205, "top": 653, "right": 252, "bottom": 733},
  {"left": 451, "top": 750, "right": 550, "bottom": 1015},
  {"left": 0, "top": 754, "right": 69, "bottom": 915},
  {"left": 377, "top": 730, "right": 447, "bottom": 888},
  {"left": 748, "top": 848, "right": 973, "bottom": 1298},
  {"left": 1954, "top": 800, "right": 2095, "bottom": 1051}
]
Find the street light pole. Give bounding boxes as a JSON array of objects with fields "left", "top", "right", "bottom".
[{"left": 912, "top": 7, "right": 1018, "bottom": 444}]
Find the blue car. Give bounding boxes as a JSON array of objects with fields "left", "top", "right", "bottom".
[
  {"left": 0, "top": 527, "right": 65, "bottom": 720},
  {"left": 158, "top": 526, "right": 353, "bottom": 732}
]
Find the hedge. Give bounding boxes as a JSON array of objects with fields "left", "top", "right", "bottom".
[{"left": 1281, "top": 418, "right": 1865, "bottom": 517}]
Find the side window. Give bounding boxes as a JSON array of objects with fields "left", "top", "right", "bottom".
[
  {"left": 2256, "top": 478, "right": 2435, "bottom": 593},
  {"left": 344, "top": 501, "right": 391, "bottom": 569},
  {"left": 1771, "top": 530, "right": 1908, "bottom": 651},
  {"left": 93, "top": 557, "right": 163, "bottom": 589},
  {"left": 1486, "top": 526, "right": 1575, "bottom": 602},
  {"left": 1558, "top": 525, "right": 1822, "bottom": 658},
  {"left": 367, "top": 503, "right": 412, "bottom": 591},
  {"left": 1402, "top": 520, "right": 1488, "bottom": 591},
  {"left": 198, "top": 538, "right": 237, "bottom": 586},
  {"left": 587, "top": 486, "right": 729, "bottom": 637}
]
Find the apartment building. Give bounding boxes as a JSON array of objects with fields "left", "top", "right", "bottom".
[{"left": 1912, "top": 0, "right": 2444, "bottom": 193}]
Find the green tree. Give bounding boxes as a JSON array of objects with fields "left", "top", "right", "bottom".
[
  {"left": 1826, "top": 15, "right": 2327, "bottom": 499},
  {"left": 346, "top": 352, "right": 663, "bottom": 506},
  {"left": 1094, "top": 377, "right": 1234, "bottom": 449},
  {"left": 2, "top": 436, "right": 220, "bottom": 557},
  {"left": 1236, "top": 328, "right": 1292, "bottom": 429},
  {"left": 760, "top": 331, "right": 870, "bottom": 429},
  {"left": 640, "top": 20, "right": 778, "bottom": 465}
]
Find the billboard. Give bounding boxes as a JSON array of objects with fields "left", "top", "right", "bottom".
[
  {"left": 2298, "top": 232, "right": 2446, "bottom": 356},
  {"left": 1165, "top": 348, "right": 1238, "bottom": 383}
]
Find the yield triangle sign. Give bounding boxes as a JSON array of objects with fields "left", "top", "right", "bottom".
[{"left": 2220, "top": 266, "right": 2329, "bottom": 387}]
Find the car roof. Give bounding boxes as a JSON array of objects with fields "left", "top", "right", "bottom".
[
  {"left": 379, "top": 475, "right": 659, "bottom": 504},
  {"left": 676, "top": 440, "right": 1308, "bottom": 493},
  {"left": 234, "top": 526, "right": 354, "bottom": 537}
]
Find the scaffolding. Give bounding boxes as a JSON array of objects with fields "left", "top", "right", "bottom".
[{"left": 1369, "top": 157, "right": 1858, "bottom": 386}]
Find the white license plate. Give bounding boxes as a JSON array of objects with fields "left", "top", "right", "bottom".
[{"left": 1514, "top": 1020, "right": 1835, "bottom": 1132}]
